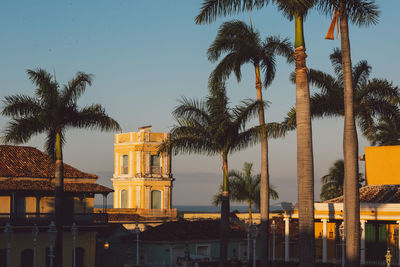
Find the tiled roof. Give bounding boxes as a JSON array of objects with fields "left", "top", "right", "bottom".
[
  {"left": 327, "top": 184, "right": 400, "bottom": 203},
  {"left": 0, "top": 145, "right": 97, "bottom": 179},
  {"left": 0, "top": 179, "right": 112, "bottom": 194},
  {"left": 137, "top": 219, "right": 246, "bottom": 242}
]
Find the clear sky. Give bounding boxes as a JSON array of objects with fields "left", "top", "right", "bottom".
[{"left": 0, "top": 1, "right": 399, "bottom": 206}]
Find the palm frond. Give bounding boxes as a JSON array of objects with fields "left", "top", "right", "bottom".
[
  {"left": 67, "top": 104, "right": 121, "bottom": 132},
  {"left": 195, "top": 0, "right": 268, "bottom": 24},
  {"left": 61, "top": 72, "right": 93, "bottom": 104},
  {"left": 2, "top": 95, "right": 42, "bottom": 117},
  {"left": 2, "top": 117, "right": 45, "bottom": 144}
]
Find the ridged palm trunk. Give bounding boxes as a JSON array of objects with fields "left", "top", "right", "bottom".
[
  {"left": 220, "top": 152, "right": 230, "bottom": 267},
  {"left": 293, "top": 14, "right": 315, "bottom": 267},
  {"left": 340, "top": 6, "right": 360, "bottom": 267},
  {"left": 248, "top": 200, "right": 253, "bottom": 225},
  {"left": 55, "top": 133, "right": 64, "bottom": 267},
  {"left": 255, "top": 64, "right": 270, "bottom": 266}
]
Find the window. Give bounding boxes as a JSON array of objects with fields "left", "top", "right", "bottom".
[
  {"left": 121, "top": 155, "right": 129, "bottom": 175},
  {"left": 21, "top": 249, "right": 33, "bottom": 267},
  {"left": 121, "top": 189, "right": 128, "bottom": 209},
  {"left": 151, "top": 155, "right": 160, "bottom": 175},
  {"left": 151, "top": 190, "right": 161, "bottom": 209},
  {"left": 15, "top": 195, "right": 26, "bottom": 216},
  {"left": 72, "top": 247, "right": 84, "bottom": 267},
  {"left": 196, "top": 245, "right": 210, "bottom": 257}
]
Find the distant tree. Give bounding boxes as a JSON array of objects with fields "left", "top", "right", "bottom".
[
  {"left": 320, "top": 159, "right": 364, "bottom": 201},
  {"left": 159, "top": 83, "right": 265, "bottom": 266},
  {"left": 213, "top": 162, "right": 279, "bottom": 225},
  {"left": 1, "top": 69, "right": 120, "bottom": 267},
  {"left": 370, "top": 115, "right": 400, "bottom": 146}
]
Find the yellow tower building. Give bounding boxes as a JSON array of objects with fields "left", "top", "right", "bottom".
[{"left": 111, "top": 126, "right": 173, "bottom": 210}]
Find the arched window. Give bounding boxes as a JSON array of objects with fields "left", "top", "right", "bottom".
[
  {"left": 151, "top": 190, "right": 161, "bottom": 209},
  {"left": 72, "top": 247, "right": 85, "bottom": 267},
  {"left": 21, "top": 249, "right": 33, "bottom": 267},
  {"left": 121, "top": 155, "right": 129, "bottom": 174},
  {"left": 120, "top": 189, "right": 128, "bottom": 209}
]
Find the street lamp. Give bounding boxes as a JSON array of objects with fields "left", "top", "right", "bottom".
[
  {"left": 4, "top": 223, "right": 13, "bottom": 267},
  {"left": 272, "top": 220, "right": 277, "bottom": 262},
  {"left": 32, "top": 224, "right": 39, "bottom": 267},
  {"left": 71, "top": 222, "right": 78, "bottom": 267},
  {"left": 339, "top": 221, "right": 345, "bottom": 267},
  {"left": 48, "top": 221, "right": 57, "bottom": 267},
  {"left": 133, "top": 222, "right": 140, "bottom": 266}
]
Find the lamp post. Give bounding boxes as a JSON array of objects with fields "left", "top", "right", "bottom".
[
  {"left": 32, "top": 224, "right": 39, "bottom": 267},
  {"left": 272, "top": 220, "right": 277, "bottom": 262},
  {"left": 134, "top": 222, "right": 140, "bottom": 266},
  {"left": 246, "top": 223, "right": 250, "bottom": 262},
  {"left": 48, "top": 221, "right": 57, "bottom": 267},
  {"left": 4, "top": 223, "right": 13, "bottom": 267},
  {"left": 339, "top": 222, "right": 345, "bottom": 267},
  {"left": 250, "top": 224, "right": 258, "bottom": 267},
  {"left": 71, "top": 222, "right": 78, "bottom": 267}
]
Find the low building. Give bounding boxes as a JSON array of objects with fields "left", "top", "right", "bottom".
[{"left": 0, "top": 145, "right": 112, "bottom": 267}]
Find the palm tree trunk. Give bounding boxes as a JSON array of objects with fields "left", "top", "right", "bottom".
[
  {"left": 55, "top": 132, "right": 64, "bottom": 267},
  {"left": 255, "top": 63, "right": 270, "bottom": 266},
  {"left": 248, "top": 199, "right": 253, "bottom": 225},
  {"left": 220, "top": 152, "right": 230, "bottom": 267},
  {"left": 293, "top": 13, "right": 315, "bottom": 267},
  {"left": 340, "top": 5, "right": 360, "bottom": 266}
]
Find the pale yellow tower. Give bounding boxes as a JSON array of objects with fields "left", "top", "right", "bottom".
[{"left": 111, "top": 126, "right": 173, "bottom": 210}]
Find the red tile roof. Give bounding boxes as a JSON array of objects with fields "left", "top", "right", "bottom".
[
  {"left": 0, "top": 179, "right": 112, "bottom": 194},
  {"left": 327, "top": 184, "right": 400, "bottom": 203},
  {"left": 0, "top": 145, "right": 97, "bottom": 179}
]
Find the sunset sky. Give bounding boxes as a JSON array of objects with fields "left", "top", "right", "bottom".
[{"left": 0, "top": 1, "right": 399, "bottom": 206}]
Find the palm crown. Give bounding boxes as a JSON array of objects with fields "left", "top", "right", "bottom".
[
  {"left": 2, "top": 69, "right": 120, "bottom": 159},
  {"left": 208, "top": 20, "right": 293, "bottom": 89},
  {"left": 285, "top": 48, "right": 400, "bottom": 142}
]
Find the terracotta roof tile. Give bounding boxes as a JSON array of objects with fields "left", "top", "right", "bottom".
[
  {"left": 327, "top": 184, "right": 400, "bottom": 203},
  {"left": 0, "top": 145, "right": 97, "bottom": 179},
  {"left": 0, "top": 179, "right": 112, "bottom": 194}
]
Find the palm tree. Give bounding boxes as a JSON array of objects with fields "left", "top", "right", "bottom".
[
  {"left": 316, "top": 1, "right": 379, "bottom": 265},
  {"left": 159, "top": 83, "right": 264, "bottom": 266},
  {"left": 1, "top": 68, "right": 120, "bottom": 267},
  {"left": 320, "top": 159, "right": 364, "bottom": 201},
  {"left": 212, "top": 162, "right": 279, "bottom": 224},
  {"left": 197, "top": 1, "right": 317, "bottom": 265},
  {"left": 285, "top": 49, "right": 400, "bottom": 143},
  {"left": 273, "top": 1, "right": 317, "bottom": 266},
  {"left": 207, "top": 19, "right": 292, "bottom": 264},
  {"left": 370, "top": 115, "right": 400, "bottom": 146}
]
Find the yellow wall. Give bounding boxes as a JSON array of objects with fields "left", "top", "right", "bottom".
[
  {"left": 365, "top": 146, "right": 400, "bottom": 185},
  {"left": 0, "top": 230, "right": 97, "bottom": 267},
  {"left": 112, "top": 128, "right": 173, "bottom": 210},
  {"left": 0, "top": 196, "right": 10, "bottom": 213}
]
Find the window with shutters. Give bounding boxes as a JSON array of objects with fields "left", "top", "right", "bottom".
[{"left": 121, "top": 155, "right": 129, "bottom": 175}]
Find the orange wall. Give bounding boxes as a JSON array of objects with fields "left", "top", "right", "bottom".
[{"left": 365, "top": 146, "right": 400, "bottom": 185}]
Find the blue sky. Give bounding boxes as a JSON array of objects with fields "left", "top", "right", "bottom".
[{"left": 0, "top": 1, "right": 399, "bottom": 205}]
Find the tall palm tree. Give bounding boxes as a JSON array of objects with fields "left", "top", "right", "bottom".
[
  {"left": 197, "top": 1, "right": 317, "bottom": 265},
  {"left": 213, "top": 162, "right": 279, "bottom": 224},
  {"left": 316, "top": 1, "right": 379, "bottom": 265},
  {"left": 285, "top": 49, "right": 400, "bottom": 143},
  {"left": 1, "top": 68, "right": 120, "bottom": 267},
  {"left": 159, "top": 83, "right": 264, "bottom": 266},
  {"left": 207, "top": 19, "right": 292, "bottom": 264},
  {"left": 320, "top": 159, "right": 364, "bottom": 201},
  {"left": 273, "top": 1, "right": 317, "bottom": 266}
]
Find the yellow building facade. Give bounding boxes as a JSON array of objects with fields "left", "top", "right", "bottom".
[{"left": 111, "top": 126, "right": 174, "bottom": 210}]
